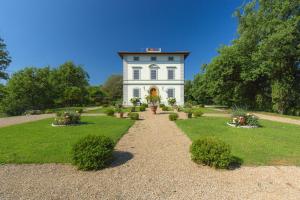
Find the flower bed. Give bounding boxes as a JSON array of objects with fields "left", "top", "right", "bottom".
[
  {"left": 52, "top": 111, "right": 81, "bottom": 126},
  {"left": 228, "top": 108, "right": 260, "bottom": 128}
]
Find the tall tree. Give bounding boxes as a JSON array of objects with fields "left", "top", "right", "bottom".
[
  {"left": 1, "top": 67, "right": 53, "bottom": 115},
  {"left": 102, "top": 74, "right": 123, "bottom": 101},
  {"left": 0, "top": 37, "right": 11, "bottom": 80},
  {"left": 50, "top": 61, "right": 89, "bottom": 106}
]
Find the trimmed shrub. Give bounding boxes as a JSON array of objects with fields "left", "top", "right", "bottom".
[
  {"left": 141, "top": 103, "right": 148, "bottom": 108},
  {"left": 128, "top": 112, "right": 139, "bottom": 120},
  {"left": 139, "top": 105, "right": 146, "bottom": 112},
  {"left": 184, "top": 108, "right": 193, "bottom": 118},
  {"left": 130, "top": 107, "right": 136, "bottom": 112},
  {"left": 245, "top": 114, "right": 260, "bottom": 126},
  {"left": 169, "top": 113, "right": 179, "bottom": 121},
  {"left": 105, "top": 107, "right": 115, "bottom": 116},
  {"left": 53, "top": 111, "right": 81, "bottom": 125},
  {"left": 193, "top": 109, "right": 203, "bottom": 118},
  {"left": 160, "top": 104, "right": 166, "bottom": 108},
  {"left": 162, "top": 106, "right": 171, "bottom": 111},
  {"left": 190, "top": 137, "right": 232, "bottom": 169},
  {"left": 72, "top": 135, "right": 115, "bottom": 170}
]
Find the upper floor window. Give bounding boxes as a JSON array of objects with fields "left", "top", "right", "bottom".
[
  {"left": 168, "top": 69, "right": 175, "bottom": 80},
  {"left": 133, "top": 56, "right": 139, "bottom": 61},
  {"left": 150, "top": 69, "right": 157, "bottom": 80},
  {"left": 167, "top": 88, "right": 175, "bottom": 98},
  {"left": 133, "top": 88, "right": 140, "bottom": 98},
  {"left": 151, "top": 56, "right": 156, "bottom": 61},
  {"left": 133, "top": 69, "right": 140, "bottom": 80},
  {"left": 168, "top": 56, "right": 174, "bottom": 61}
]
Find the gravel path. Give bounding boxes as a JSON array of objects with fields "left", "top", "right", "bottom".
[
  {"left": 1, "top": 109, "right": 300, "bottom": 199},
  {"left": 0, "top": 114, "right": 54, "bottom": 128}
]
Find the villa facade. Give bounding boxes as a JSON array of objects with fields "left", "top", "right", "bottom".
[{"left": 119, "top": 48, "right": 189, "bottom": 106}]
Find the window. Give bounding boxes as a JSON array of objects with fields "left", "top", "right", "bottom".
[
  {"left": 168, "top": 69, "right": 175, "bottom": 80},
  {"left": 168, "top": 56, "right": 174, "bottom": 61},
  {"left": 167, "top": 88, "right": 175, "bottom": 98},
  {"left": 150, "top": 69, "right": 157, "bottom": 80},
  {"left": 151, "top": 56, "right": 156, "bottom": 61},
  {"left": 133, "top": 56, "right": 139, "bottom": 61},
  {"left": 133, "top": 88, "right": 140, "bottom": 98},
  {"left": 133, "top": 69, "right": 140, "bottom": 80}
]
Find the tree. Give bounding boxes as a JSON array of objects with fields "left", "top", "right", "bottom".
[
  {"left": 0, "top": 37, "right": 11, "bottom": 80},
  {"left": 191, "top": 0, "right": 300, "bottom": 114},
  {"left": 1, "top": 67, "right": 53, "bottom": 115},
  {"left": 50, "top": 61, "right": 89, "bottom": 106},
  {"left": 87, "top": 86, "right": 107, "bottom": 105},
  {"left": 102, "top": 75, "right": 123, "bottom": 101}
]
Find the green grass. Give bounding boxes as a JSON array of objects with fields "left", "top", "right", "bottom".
[
  {"left": 85, "top": 106, "right": 146, "bottom": 114},
  {"left": 176, "top": 117, "right": 300, "bottom": 166},
  {"left": 0, "top": 116, "right": 134, "bottom": 164}
]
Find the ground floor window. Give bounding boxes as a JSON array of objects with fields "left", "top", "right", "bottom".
[
  {"left": 133, "top": 88, "right": 140, "bottom": 98},
  {"left": 167, "top": 88, "right": 175, "bottom": 98}
]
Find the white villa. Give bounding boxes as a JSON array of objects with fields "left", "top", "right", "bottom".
[{"left": 119, "top": 48, "right": 189, "bottom": 106}]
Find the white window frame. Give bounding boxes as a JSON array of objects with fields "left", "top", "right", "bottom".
[
  {"left": 133, "top": 88, "right": 141, "bottom": 98},
  {"left": 167, "top": 88, "right": 175, "bottom": 98},
  {"left": 150, "top": 69, "right": 158, "bottom": 80},
  {"left": 133, "top": 68, "right": 140, "bottom": 80},
  {"left": 167, "top": 68, "right": 175, "bottom": 80}
]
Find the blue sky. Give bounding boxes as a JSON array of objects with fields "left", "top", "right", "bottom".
[{"left": 0, "top": 0, "right": 247, "bottom": 85}]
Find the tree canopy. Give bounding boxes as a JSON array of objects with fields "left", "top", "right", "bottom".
[
  {"left": 188, "top": 0, "right": 300, "bottom": 114},
  {"left": 0, "top": 37, "right": 11, "bottom": 80}
]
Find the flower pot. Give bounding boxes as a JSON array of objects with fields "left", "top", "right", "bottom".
[
  {"left": 187, "top": 113, "right": 192, "bottom": 118},
  {"left": 239, "top": 116, "right": 246, "bottom": 125},
  {"left": 150, "top": 105, "right": 158, "bottom": 114},
  {"left": 119, "top": 113, "right": 124, "bottom": 118}
]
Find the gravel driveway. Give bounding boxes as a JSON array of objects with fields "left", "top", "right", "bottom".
[{"left": 0, "top": 109, "right": 300, "bottom": 200}]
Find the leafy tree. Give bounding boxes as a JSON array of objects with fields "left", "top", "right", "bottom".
[
  {"left": 50, "top": 61, "right": 89, "bottom": 106},
  {"left": 192, "top": 0, "right": 300, "bottom": 114},
  {"left": 1, "top": 67, "right": 53, "bottom": 115},
  {"left": 87, "top": 86, "right": 107, "bottom": 105},
  {"left": 0, "top": 37, "right": 11, "bottom": 80},
  {"left": 102, "top": 74, "right": 123, "bottom": 101}
]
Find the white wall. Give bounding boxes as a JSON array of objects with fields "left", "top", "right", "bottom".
[{"left": 122, "top": 54, "right": 185, "bottom": 106}]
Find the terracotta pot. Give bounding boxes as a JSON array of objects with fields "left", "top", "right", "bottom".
[
  {"left": 239, "top": 116, "right": 246, "bottom": 125},
  {"left": 150, "top": 105, "right": 158, "bottom": 114}
]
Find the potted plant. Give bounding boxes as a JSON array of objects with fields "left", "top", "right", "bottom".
[
  {"left": 146, "top": 95, "right": 161, "bottom": 114},
  {"left": 115, "top": 103, "right": 124, "bottom": 118},
  {"left": 167, "top": 97, "right": 176, "bottom": 108},
  {"left": 184, "top": 108, "right": 193, "bottom": 118},
  {"left": 130, "top": 97, "right": 141, "bottom": 112}
]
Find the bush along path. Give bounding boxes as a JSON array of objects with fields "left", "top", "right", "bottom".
[{"left": 1, "top": 109, "right": 300, "bottom": 199}]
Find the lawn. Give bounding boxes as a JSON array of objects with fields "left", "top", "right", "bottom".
[
  {"left": 176, "top": 117, "right": 300, "bottom": 166},
  {"left": 254, "top": 111, "right": 300, "bottom": 120},
  {"left": 0, "top": 116, "right": 134, "bottom": 164}
]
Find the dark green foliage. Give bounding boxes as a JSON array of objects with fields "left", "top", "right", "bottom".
[
  {"left": 139, "top": 105, "right": 146, "bottom": 111},
  {"left": 184, "top": 108, "right": 193, "bottom": 118},
  {"left": 169, "top": 113, "right": 179, "bottom": 121},
  {"left": 54, "top": 111, "right": 81, "bottom": 125},
  {"left": 192, "top": 109, "right": 203, "bottom": 118},
  {"left": 128, "top": 112, "right": 139, "bottom": 120},
  {"left": 190, "top": 137, "right": 233, "bottom": 169},
  {"left": 141, "top": 103, "right": 148, "bottom": 108},
  {"left": 188, "top": 0, "right": 300, "bottom": 115},
  {"left": 0, "top": 37, "right": 11, "bottom": 80},
  {"left": 245, "top": 115, "right": 260, "bottom": 127},
  {"left": 72, "top": 135, "right": 115, "bottom": 170},
  {"left": 105, "top": 107, "right": 115, "bottom": 116},
  {"left": 162, "top": 106, "right": 171, "bottom": 111},
  {"left": 102, "top": 75, "right": 123, "bottom": 103},
  {"left": 159, "top": 104, "right": 165, "bottom": 108},
  {"left": 167, "top": 97, "right": 176, "bottom": 106}
]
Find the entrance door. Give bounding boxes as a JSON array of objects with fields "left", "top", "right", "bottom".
[{"left": 150, "top": 88, "right": 157, "bottom": 96}]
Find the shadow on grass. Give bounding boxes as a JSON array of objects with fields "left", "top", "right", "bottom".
[
  {"left": 110, "top": 151, "right": 134, "bottom": 168},
  {"left": 228, "top": 156, "right": 244, "bottom": 170}
]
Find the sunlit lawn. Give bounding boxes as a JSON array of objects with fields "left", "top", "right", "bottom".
[
  {"left": 0, "top": 116, "right": 134, "bottom": 164},
  {"left": 176, "top": 117, "right": 300, "bottom": 166}
]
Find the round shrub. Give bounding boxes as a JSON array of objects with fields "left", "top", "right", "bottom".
[
  {"left": 190, "top": 137, "right": 232, "bottom": 169},
  {"left": 169, "top": 113, "right": 179, "bottom": 121},
  {"left": 193, "top": 109, "right": 203, "bottom": 118},
  {"left": 72, "top": 135, "right": 115, "bottom": 170},
  {"left": 162, "top": 106, "right": 171, "bottom": 111},
  {"left": 139, "top": 105, "right": 146, "bottom": 112},
  {"left": 105, "top": 107, "right": 115, "bottom": 116},
  {"left": 128, "top": 112, "right": 139, "bottom": 120}
]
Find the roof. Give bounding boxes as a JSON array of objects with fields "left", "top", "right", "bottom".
[{"left": 118, "top": 51, "right": 190, "bottom": 59}]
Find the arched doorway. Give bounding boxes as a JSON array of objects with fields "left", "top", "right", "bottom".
[{"left": 149, "top": 86, "right": 158, "bottom": 97}]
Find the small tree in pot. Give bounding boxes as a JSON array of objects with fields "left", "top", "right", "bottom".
[
  {"left": 146, "top": 95, "right": 161, "bottom": 114},
  {"left": 130, "top": 97, "right": 140, "bottom": 112}
]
